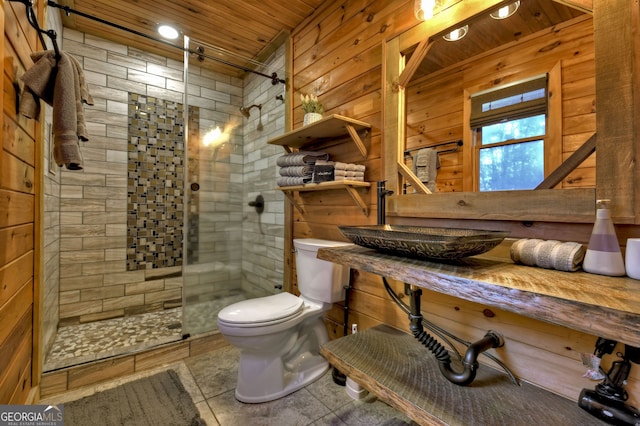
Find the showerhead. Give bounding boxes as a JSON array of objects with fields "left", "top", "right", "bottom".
[{"left": 240, "top": 104, "right": 262, "bottom": 119}]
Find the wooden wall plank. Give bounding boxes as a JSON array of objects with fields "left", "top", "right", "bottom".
[
  {"left": 3, "top": 115, "right": 35, "bottom": 166},
  {"left": 0, "top": 308, "right": 32, "bottom": 404},
  {"left": 0, "top": 252, "right": 33, "bottom": 308},
  {"left": 0, "top": 149, "right": 35, "bottom": 194},
  {"left": 0, "top": 189, "right": 34, "bottom": 227},
  {"left": 2, "top": 0, "right": 36, "bottom": 405},
  {"left": 0, "top": 224, "right": 33, "bottom": 266},
  {"left": 0, "top": 280, "right": 32, "bottom": 348}
]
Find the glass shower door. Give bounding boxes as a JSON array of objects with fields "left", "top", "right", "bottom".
[{"left": 181, "top": 36, "right": 245, "bottom": 336}]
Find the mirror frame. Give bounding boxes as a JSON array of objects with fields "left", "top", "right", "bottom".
[{"left": 383, "top": 0, "right": 639, "bottom": 224}]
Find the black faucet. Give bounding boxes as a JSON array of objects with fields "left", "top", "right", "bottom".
[{"left": 377, "top": 181, "right": 394, "bottom": 225}]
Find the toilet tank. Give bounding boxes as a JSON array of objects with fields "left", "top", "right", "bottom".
[{"left": 293, "top": 238, "right": 353, "bottom": 303}]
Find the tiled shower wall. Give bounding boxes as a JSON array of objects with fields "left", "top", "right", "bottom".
[
  {"left": 241, "top": 45, "right": 286, "bottom": 297},
  {"left": 55, "top": 29, "right": 245, "bottom": 324}
]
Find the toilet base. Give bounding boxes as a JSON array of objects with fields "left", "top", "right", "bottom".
[{"left": 235, "top": 352, "right": 329, "bottom": 403}]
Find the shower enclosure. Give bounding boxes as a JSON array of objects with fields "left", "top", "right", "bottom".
[{"left": 43, "top": 28, "right": 285, "bottom": 370}]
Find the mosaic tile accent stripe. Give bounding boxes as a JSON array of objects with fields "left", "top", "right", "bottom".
[{"left": 127, "top": 93, "right": 187, "bottom": 271}]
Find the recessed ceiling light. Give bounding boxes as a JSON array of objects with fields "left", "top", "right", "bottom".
[
  {"left": 158, "top": 24, "right": 179, "bottom": 40},
  {"left": 443, "top": 25, "right": 468, "bottom": 42},
  {"left": 490, "top": 1, "right": 520, "bottom": 20}
]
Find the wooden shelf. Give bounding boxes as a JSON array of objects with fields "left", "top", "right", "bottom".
[
  {"left": 321, "top": 325, "right": 604, "bottom": 426},
  {"left": 271, "top": 115, "right": 372, "bottom": 215},
  {"left": 277, "top": 180, "right": 371, "bottom": 216},
  {"left": 268, "top": 114, "right": 371, "bottom": 159},
  {"left": 317, "top": 245, "right": 640, "bottom": 347}
]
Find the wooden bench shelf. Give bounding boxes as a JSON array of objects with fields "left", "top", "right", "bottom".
[
  {"left": 321, "top": 325, "right": 604, "bottom": 425},
  {"left": 317, "top": 245, "right": 637, "bottom": 424}
]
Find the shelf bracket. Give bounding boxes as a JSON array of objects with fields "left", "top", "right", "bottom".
[
  {"left": 282, "top": 191, "right": 304, "bottom": 214},
  {"left": 345, "top": 125, "right": 368, "bottom": 159},
  {"left": 344, "top": 186, "right": 369, "bottom": 216}
]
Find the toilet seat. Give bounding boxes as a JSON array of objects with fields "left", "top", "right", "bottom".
[{"left": 217, "top": 292, "right": 304, "bottom": 328}]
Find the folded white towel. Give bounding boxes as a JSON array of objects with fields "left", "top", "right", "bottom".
[{"left": 334, "top": 161, "right": 348, "bottom": 170}]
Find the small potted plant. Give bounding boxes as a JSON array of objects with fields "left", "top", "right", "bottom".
[{"left": 300, "top": 93, "right": 324, "bottom": 125}]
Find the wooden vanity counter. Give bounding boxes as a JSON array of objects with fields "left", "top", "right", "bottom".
[{"left": 317, "top": 245, "right": 640, "bottom": 347}]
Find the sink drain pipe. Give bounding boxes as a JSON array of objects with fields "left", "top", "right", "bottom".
[
  {"left": 386, "top": 277, "right": 506, "bottom": 386},
  {"left": 410, "top": 285, "right": 504, "bottom": 385}
]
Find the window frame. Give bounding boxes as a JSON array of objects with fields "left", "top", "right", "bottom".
[
  {"left": 462, "top": 62, "right": 563, "bottom": 192},
  {"left": 475, "top": 114, "right": 548, "bottom": 192}
]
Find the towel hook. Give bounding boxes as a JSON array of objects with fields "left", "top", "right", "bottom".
[{"left": 9, "top": 0, "right": 61, "bottom": 60}]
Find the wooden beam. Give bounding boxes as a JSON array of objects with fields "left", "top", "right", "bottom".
[
  {"left": 536, "top": 133, "right": 596, "bottom": 190},
  {"left": 552, "top": 0, "right": 593, "bottom": 14}
]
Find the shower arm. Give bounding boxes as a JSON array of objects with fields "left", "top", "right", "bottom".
[{"left": 240, "top": 104, "right": 262, "bottom": 118}]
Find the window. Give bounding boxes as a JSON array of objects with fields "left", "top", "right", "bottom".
[{"left": 470, "top": 76, "right": 548, "bottom": 192}]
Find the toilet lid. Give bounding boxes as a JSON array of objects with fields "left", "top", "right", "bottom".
[{"left": 217, "top": 292, "right": 304, "bottom": 324}]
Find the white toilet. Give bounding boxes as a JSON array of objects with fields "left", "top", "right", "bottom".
[{"left": 216, "top": 238, "right": 352, "bottom": 403}]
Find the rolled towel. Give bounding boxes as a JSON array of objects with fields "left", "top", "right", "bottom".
[
  {"left": 512, "top": 238, "right": 544, "bottom": 266},
  {"left": 533, "top": 240, "right": 562, "bottom": 269},
  {"left": 279, "top": 165, "right": 314, "bottom": 177},
  {"left": 276, "top": 151, "right": 329, "bottom": 167},
  {"left": 551, "top": 242, "right": 585, "bottom": 272},
  {"left": 510, "top": 238, "right": 585, "bottom": 272},
  {"left": 353, "top": 164, "right": 366, "bottom": 172}
]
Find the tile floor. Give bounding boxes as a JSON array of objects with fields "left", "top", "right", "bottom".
[
  {"left": 44, "top": 308, "right": 184, "bottom": 371},
  {"left": 44, "top": 292, "right": 247, "bottom": 371},
  {"left": 41, "top": 344, "right": 418, "bottom": 425}
]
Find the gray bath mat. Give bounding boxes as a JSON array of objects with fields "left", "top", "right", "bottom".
[{"left": 64, "top": 369, "right": 206, "bottom": 425}]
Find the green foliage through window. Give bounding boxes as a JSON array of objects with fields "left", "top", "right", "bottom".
[{"left": 479, "top": 140, "right": 544, "bottom": 191}]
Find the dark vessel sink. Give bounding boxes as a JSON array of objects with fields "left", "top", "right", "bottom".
[{"left": 339, "top": 225, "right": 509, "bottom": 261}]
